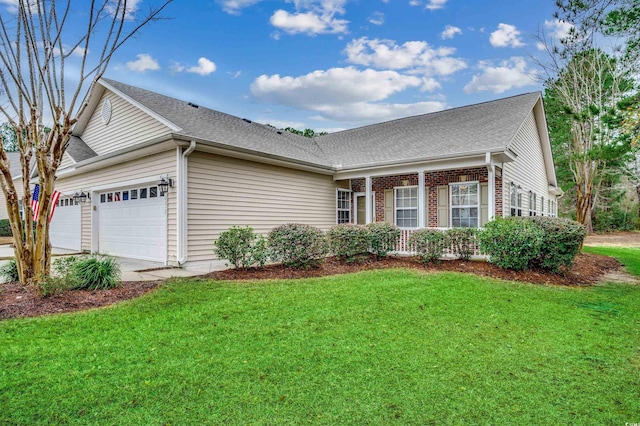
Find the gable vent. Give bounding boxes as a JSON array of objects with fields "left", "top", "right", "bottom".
[
  {"left": 101, "top": 99, "right": 112, "bottom": 125},
  {"left": 188, "top": 102, "right": 199, "bottom": 108}
]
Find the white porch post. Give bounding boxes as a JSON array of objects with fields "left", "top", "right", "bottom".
[
  {"left": 486, "top": 152, "right": 496, "bottom": 220},
  {"left": 365, "top": 176, "right": 373, "bottom": 224},
  {"left": 418, "top": 171, "right": 425, "bottom": 228}
]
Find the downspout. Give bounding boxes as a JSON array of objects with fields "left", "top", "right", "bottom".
[
  {"left": 177, "top": 140, "right": 196, "bottom": 265},
  {"left": 486, "top": 152, "right": 496, "bottom": 221}
]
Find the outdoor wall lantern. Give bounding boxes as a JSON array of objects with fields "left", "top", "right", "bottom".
[
  {"left": 158, "top": 177, "right": 173, "bottom": 196},
  {"left": 73, "top": 191, "right": 91, "bottom": 204}
]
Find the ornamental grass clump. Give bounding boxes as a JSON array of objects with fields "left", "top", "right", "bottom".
[
  {"left": 409, "top": 229, "right": 449, "bottom": 263},
  {"left": 328, "top": 224, "right": 371, "bottom": 263},
  {"left": 366, "top": 222, "right": 401, "bottom": 258},
  {"left": 214, "top": 226, "right": 267, "bottom": 269},
  {"left": 268, "top": 223, "right": 327, "bottom": 269},
  {"left": 479, "top": 217, "right": 544, "bottom": 271},
  {"left": 71, "top": 256, "right": 121, "bottom": 290}
]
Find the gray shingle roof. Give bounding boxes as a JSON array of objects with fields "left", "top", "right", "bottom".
[
  {"left": 66, "top": 136, "right": 97, "bottom": 162},
  {"left": 101, "top": 78, "right": 333, "bottom": 168},
  {"left": 315, "top": 92, "right": 541, "bottom": 168},
  {"left": 100, "top": 78, "right": 540, "bottom": 171}
]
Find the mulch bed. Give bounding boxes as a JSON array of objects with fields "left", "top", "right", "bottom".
[{"left": 0, "top": 253, "right": 622, "bottom": 321}]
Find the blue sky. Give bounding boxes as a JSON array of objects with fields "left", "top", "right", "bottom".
[{"left": 27, "top": 0, "right": 574, "bottom": 132}]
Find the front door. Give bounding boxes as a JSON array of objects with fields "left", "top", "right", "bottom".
[{"left": 354, "top": 193, "right": 375, "bottom": 224}]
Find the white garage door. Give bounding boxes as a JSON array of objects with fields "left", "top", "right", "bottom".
[
  {"left": 50, "top": 197, "right": 81, "bottom": 251},
  {"left": 98, "top": 185, "right": 167, "bottom": 262}
]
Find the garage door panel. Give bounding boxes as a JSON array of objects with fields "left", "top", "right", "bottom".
[
  {"left": 98, "top": 189, "right": 167, "bottom": 262},
  {"left": 50, "top": 201, "right": 81, "bottom": 251}
]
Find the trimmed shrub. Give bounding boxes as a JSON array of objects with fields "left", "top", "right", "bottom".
[
  {"left": 479, "top": 217, "right": 544, "bottom": 271},
  {"left": 328, "top": 224, "right": 371, "bottom": 262},
  {"left": 38, "top": 276, "right": 70, "bottom": 297},
  {"left": 0, "top": 259, "right": 19, "bottom": 282},
  {"left": 268, "top": 223, "right": 327, "bottom": 268},
  {"left": 0, "top": 219, "right": 12, "bottom": 237},
  {"left": 367, "top": 222, "right": 401, "bottom": 258},
  {"left": 446, "top": 228, "right": 477, "bottom": 260},
  {"left": 214, "top": 226, "right": 267, "bottom": 269},
  {"left": 409, "top": 229, "right": 449, "bottom": 263},
  {"left": 71, "top": 256, "right": 121, "bottom": 290},
  {"left": 529, "top": 216, "right": 586, "bottom": 272}
]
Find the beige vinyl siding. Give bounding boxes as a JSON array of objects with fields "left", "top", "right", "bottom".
[
  {"left": 0, "top": 177, "right": 24, "bottom": 220},
  {"left": 188, "top": 152, "right": 339, "bottom": 261},
  {"left": 80, "top": 90, "right": 171, "bottom": 156},
  {"left": 502, "top": 111, "right": 556, "bottom": 216},
  {"left": 58, "top": 152, "right": 75, "bottom": 171},
  {"left": 53, "top": 150, "right": 177, "bottom": 258}
]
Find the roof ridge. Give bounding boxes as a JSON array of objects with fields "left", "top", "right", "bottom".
[{"left": 316, "top": 91, "right": 541, "bottom": 139}]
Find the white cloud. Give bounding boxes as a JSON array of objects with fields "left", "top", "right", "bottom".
[
  {"left": 409, "top": 0, "right": 421, "bottom": 5},
  {"left": 312, "top": 101, "right": 446, "bottom": 122},
  {"left": 270, "top": 10, "right": 348, "bottom": 35},
  {"left": 188, "top": 57, "right": 217, "bottom": 75},
  {"left": 426, "top": 0, "right": 448, "bottom": 10},
  {"left": 251, "top": 66, "right": 446, "bottom": 123},
  {"left": 544, "top": 19, "right": 574, "bottom": 40},
  {"left": 106, "top": 0, "right": 142, "bottom": 20},
  {"left": 490, "top": 23, "right": 525, "bottom": 48},
  {"left": 440, "top": 25, "right": 462, "bottom": 39},
  {"left": 344, "top": 37, "right": 466, "bottom": 76},
  {"left": 368, "top": 11, "right": 384, "bottom": 26},
  {"left": 270, "top": 0, "right": 349, "bottom": 35},
  {"left": 218, "top": 0, "right": 262, "bottom": 14},
  {"left": 126, "top": 54, "right": 160, "bottom": 72},
  {"left": 463, "top": 57, "right": 538, "bottom": 94}
]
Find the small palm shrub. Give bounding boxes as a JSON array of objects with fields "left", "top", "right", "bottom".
[
  {"left": 409, "top": 229, "right": 449, "bottom": 263},
  {"left": 72, "top": 257, "right": 121, "bottom": 290},
  {"left": 479, "top": 217, "right": 544, "bottom": 271},
  {"left": 446, "top": 228, "right": 478, "bottom": 260},
  {"left": 0, "top": 259, "right": 19, "bottom": 282},
  {"left": 214, "top": 226, "right": 267, "bottom": 269},
  {"left": 268, "top": 223, "right": 327, "bottom": 268},
  {"left": 328, "top": 224, "right": 371, "bottom": 262},
  {"left": 367, "top": 222, "right": 401, "bottom": 258}
]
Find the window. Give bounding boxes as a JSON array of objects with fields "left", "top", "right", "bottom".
[
  {"left": 140, "top": 188, "right": 147, "bottom": 199},
  {"left": 131, "top": 189, "right": 138, "bottom": 200},
  {"left": 336, "top": 189, "right": 351, "bottom": 224},
  {"left": 100, "top": 194, "right": 106, "bottom": 203},
  {"left": 114, "top": 192, "right": 121, "bottom": 202},
  {"left": 451, "top": 182, "right": 479, "bottom": 228},
  {"left": 395, "top": 186, "right": 418, "bottom": 228},
  {"left": 510, "top": 183, "right": 517, "bottom": 216},
  {"left": 18, "top": 200, "right": 24, "bottom": 220},
  {"left": 123, "top": 191, "right": 129, "bottom": 201},
  {"left": 541, "top": 196, "right": 545, "bottom": 216},
  {"left": 529, "top": 192, "right": 536, "bottom": 216},
  {"left": 150, "top": 187, "right": 158, "bottom": 198}
]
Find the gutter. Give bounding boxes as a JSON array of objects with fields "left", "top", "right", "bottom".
[{"left": 177, "top": 140, "right": 196, "bottom": 265}]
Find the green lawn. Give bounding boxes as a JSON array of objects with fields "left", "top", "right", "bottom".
[
  {"left": 583, "top": 245, "right": 640, "bottom": 276},
  {"left": 1, "top": 251, "right": 639, "bottom": 425}
]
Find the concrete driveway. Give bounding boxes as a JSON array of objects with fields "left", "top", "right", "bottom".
[{"left": 0, "top": 245, "right": 227, "bottom": 282}]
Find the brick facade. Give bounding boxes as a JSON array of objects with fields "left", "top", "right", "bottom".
[{"left": 350, "top": 167, "right": 499, "bottom": 226}]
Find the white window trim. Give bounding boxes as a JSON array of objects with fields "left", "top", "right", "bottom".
[
  {"left": 394, "top": 185, "right": 418, "bottom": 229},
  {"left": 449, "top": 181, "right": 480, "bottom": 228},
  {"left": 354, "top": 191, "right": 376, "bottom": 225},
  {"left": 529, "top": 191, "right": 537, "bottom": 216},
  {"left": 336, "top": 188, "right": 351, "bottom": 224}
]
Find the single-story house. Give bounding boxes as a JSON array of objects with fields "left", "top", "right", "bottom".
[{"left": 0, "top": 78, "right": 562, "bottom": 266}]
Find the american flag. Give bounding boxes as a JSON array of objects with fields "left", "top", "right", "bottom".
[{"left": 31, "top": 184, "right": 62, "bottom": 222}]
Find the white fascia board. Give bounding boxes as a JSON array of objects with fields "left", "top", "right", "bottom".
[{"left": 333, "top": 152, "right": 511, "bottom": 181}]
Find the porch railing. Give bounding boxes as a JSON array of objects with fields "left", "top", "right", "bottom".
[{"left": 394, "top": 228, "right": 482, "bottom": 257}]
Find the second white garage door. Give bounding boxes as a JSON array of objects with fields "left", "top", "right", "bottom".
[
  {"left": 50, "top": 197, "right": 81, "bottom": 251},
  {"left": 98, "top": 186, "right": 166, "bottom": 262}
]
